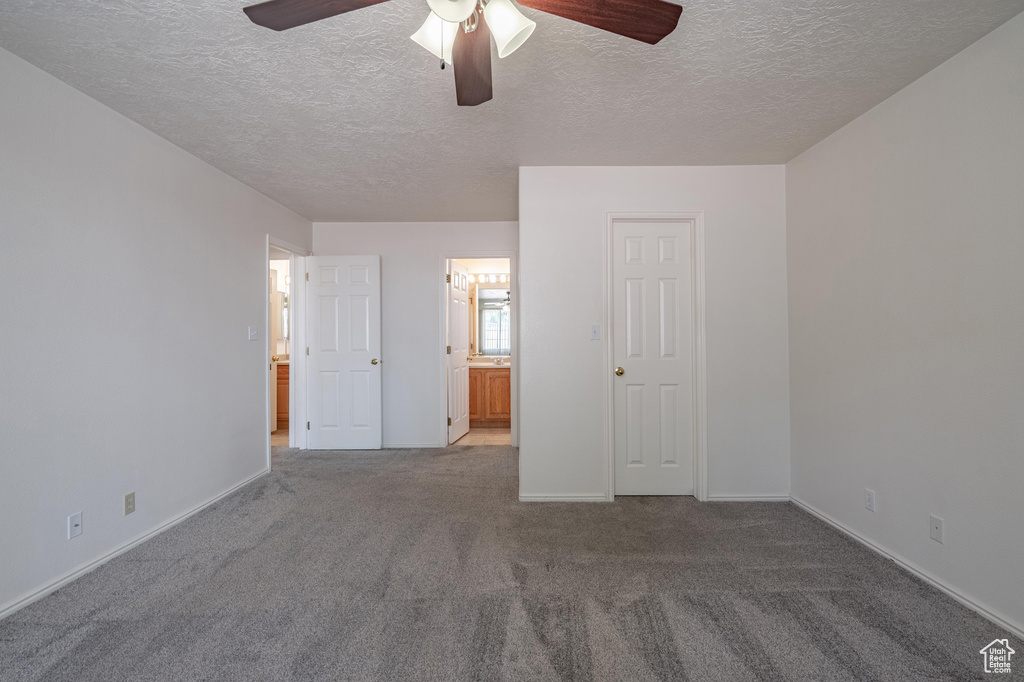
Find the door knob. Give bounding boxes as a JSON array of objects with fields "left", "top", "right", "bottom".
[
  {"left": 371, "top": 358, "right": 379, "bottom": 365},
  {"left": 615, "top": 367, "right": 625, "bottom": 376}
]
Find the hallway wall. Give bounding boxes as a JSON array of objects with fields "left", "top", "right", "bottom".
[
  {"left": 786, "top": 12, "right": 1024, "bottom": 634},
  {"left": 0, "top": 47, "right": 311, "bottom": 615}
]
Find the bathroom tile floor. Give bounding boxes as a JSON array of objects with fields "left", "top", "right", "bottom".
[{"left": 453, "top": 428, "right": 512, "bottom": 446}]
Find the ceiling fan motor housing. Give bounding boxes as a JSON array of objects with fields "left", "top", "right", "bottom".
[{"left": 427, "top": 0, "right": 478, "bottom": 23}]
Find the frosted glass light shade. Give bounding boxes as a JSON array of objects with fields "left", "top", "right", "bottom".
[
  {"left": 411, "top": 12, "right": 459, "bottom": 63},
  {"left": 483, "top": 0, "right": 536, "bottom": 58},
  {"left": 426, "top": 0, "right": 477, "bottom": 23}
]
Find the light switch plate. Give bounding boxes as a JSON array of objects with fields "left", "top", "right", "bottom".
[
  {"left": 68, "top": 512, "right": 82, "bottom": 539},
  {"left": 589, "top": 324, "right": 601, "bottom": 341},
  {"left": 248, "top": 326, "right": 258, "bottom": 341}
]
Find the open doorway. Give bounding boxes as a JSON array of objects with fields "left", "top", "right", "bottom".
[
  {"left": 268, "top": 249, "right": 292, "bottom": 449},
  {"left": 446, "top": 257, "right": 514, "bottom": 447},
  {"left": 266, "top": 236, "right": 309, "bottom": 466}
]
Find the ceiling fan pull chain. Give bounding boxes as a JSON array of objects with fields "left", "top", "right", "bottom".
[{"left": 440, "top": 18, "right": 447, "bottom": 69}]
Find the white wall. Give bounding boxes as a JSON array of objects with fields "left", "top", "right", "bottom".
[
  {"left": 0, "top": 48, "right": 311, "bottom": 615},
  {"left": 519, "top": 166, "right": 791, "bottom": 500},
  {"left": 786, "top": 12, "right": 1024, "bottom": 634},
  {"left": 313, "top": 222, "right": 518, "bottom": 447},
  {"left": 455, "top": 258, "right": 511, "bottom": 275}
]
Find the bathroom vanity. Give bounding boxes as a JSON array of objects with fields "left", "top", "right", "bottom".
[
  {"left": 276, "top": 361, "right": 289, "bottom": 428},
  {"left": 468, "top": 366, "right": 511, "bottom": 428}
]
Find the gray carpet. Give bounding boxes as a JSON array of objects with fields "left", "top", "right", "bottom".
[{"left": 0, "top": 446, "right": 1013, "bottom": 681}]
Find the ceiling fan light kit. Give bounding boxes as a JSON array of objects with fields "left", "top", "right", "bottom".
[
  {"left": 411, "top": 11, "right": 459, "bottom": 64},
  {"left": 426, "top": 0, "right": 479, "bottom": 23},
  {"left": 243, "top": 0, "right": 682, "bottom": 106},
  {"left": 482, "top": 0, "right": 536, "bottom": 58}
]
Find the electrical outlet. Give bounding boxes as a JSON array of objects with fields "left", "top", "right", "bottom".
[
  {"left": 124, "top": 492, "right": 135, "bottom": 516},
  {"left": 589, "top": 324, "right": 601, "bottom": 341},
  {"left": 930, "top": 515, "right": 944, "bottom": 544},
  {"left": 68, "top": 512, "right": 82, "bottom": 539},
  {"left": 864, "top": 489, "right": 876, "bottom": 512}
]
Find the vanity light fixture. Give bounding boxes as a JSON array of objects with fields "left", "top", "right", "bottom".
[{"left": 466, "top": 273, "right": 510, "bottom": 283}]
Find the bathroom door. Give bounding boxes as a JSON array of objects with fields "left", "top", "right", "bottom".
[
  {"left": 447, "top": 261, "right": 471, "bottom": 443},
  {"left": 306, "top": 256, "right": 382, "bottom": 450},
  {"left": 612, "top": 221, "right": 694, "bottom": 495}
]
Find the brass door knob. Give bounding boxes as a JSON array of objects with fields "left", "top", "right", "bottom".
[
  {"left": 371, "top": 358, "right": 379, "bottom": 365},
  {"left": 615, "top": 367, "right": 625, "bottom": 376}
]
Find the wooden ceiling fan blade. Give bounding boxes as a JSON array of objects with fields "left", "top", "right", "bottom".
[
  {"left": 453, "top": 18, "right": 493, "bottom": 107},
  {"left": 518, "top": 0, "right": 681, "bottom": 44},
  {"left": 243, "top": 0, "right": 390, "bottom": 31}
]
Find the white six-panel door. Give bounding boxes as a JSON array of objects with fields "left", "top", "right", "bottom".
[
  {"left": 613, "top": 222, "right": 694, "bottom": 495},
  {"left": 306, "top": 256, "right": 382, "bottom": 450},
  {"left": 448, "top": 261, "right": 471, "bottom": 443}
]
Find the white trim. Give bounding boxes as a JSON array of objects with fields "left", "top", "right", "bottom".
[
  {"left": 438, "top": 251, "right": 519, "bottom": 449},
  {"left": 383, "top": 442, "right": 445, "bottom": 449},
  {"left": 289, "top": 255, "right": 307, "bottom": 450},
  {"left": 707, "top": 494, "right": 791, "bottom": 502},
  {"left": 519, "top": 494, "right": 609, "bottom": 503},
  {"left": 268, "top": 235, "right": 310, "bottom": 258},
  {"left": 0, "top": 469, "right": 269, "bottom": 621},
  {"left": 604, "top": 212, "right": 708, "bottom": 502},
  {"left": 791, "top": 496, "right": 1024, "bottom": 640},
  {"left": 265, "top": 237, "right": 272, "bottom": 469}
]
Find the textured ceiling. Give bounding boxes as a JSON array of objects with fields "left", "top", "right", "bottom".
[{"left": 1, "top": 1, "right": 1022, "bottom": 221}]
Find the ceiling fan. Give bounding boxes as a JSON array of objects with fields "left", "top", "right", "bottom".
[{"left": 242, "top": 0, "right": 683, "bottom": 106}]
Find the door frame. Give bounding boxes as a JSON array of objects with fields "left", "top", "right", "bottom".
[
  {"left": 604, "top": 212, "right": 707, "bottom": 501},
  {"left": 266, "top": 235, "right": 310, "bottom": 469},
  {"left": 438, "top": 251, "right": 519, "bottom": 447}
]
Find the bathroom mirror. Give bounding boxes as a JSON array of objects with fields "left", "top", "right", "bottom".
[
  {"left": 476, "top": 286, "right": 511, "bottom": 356},
  {"left": 269, "top": 259, "right": 290, "bottom": 356}
]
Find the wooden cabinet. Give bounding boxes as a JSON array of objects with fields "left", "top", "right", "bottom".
[
  {"left": 469, "top": 367, "right": 511, "bottom": 428},
  {"left": 468, "top": 370, "right": 484, "bottom": 422},
  {"left": 276, "top": 363, "right": 289, "bottom": 428}
]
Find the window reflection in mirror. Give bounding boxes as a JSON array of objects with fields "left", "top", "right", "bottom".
[
  {"left": 477, "top": 287, "right": 511, "bottom": 355},
  {"left": 269, "top": 259, "right": 290, "bottom": 357}
]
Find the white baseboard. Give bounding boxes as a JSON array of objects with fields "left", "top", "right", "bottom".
[
  {"left": 382, "top": 443, "right": 445, "bottom": 449},
  {"left": 707, "top": 494, "right": 791, "bottom": 502},
  {"left": 519, "top": 494, "right": 609, "bottom": 502},
  {"left": 0, "top": 468, "right": 269, "bottom": 621},
  {"left": 790, "top": 496, "right": 1024, "bottom": 640}
]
